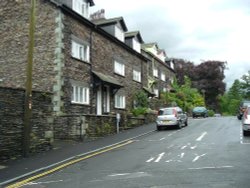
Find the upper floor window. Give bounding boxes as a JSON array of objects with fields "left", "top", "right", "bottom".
[
  {"left": 71, "top": 85, "right": 89, "bottom": 104},
  {"left": 153, "top": 68, "right": 158, "bottom": 77},
  {"left": 72, "top": 0, "right": 89, "bottom": 18},
  {"left": 114, "top": 61, "right": 125, "bottom": 76},
  {"left": 132, "top": 38, "right": 141, "bottom": 53},
  {"left": 115, "top": 94, "right": 126, "bottom": 109},
  {"left": 161, "top": 73, "right": 166, "bottom": 81},
  {"left": 71, "top": 40, "right": 90, "bottom": 62},
  {"left": 154, "top": 89, "right": 159, "bottom": 97},
  {"left": 115, "top": 26, "right": 124, "bottom": 42},
  {"left": 133, "top": 70, "right": 141, "bottom": 83}
]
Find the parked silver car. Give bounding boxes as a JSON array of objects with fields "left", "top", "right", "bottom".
[
  {"left": 242, "top": 106, "right": 250, "bottom": 136},
  {"left": 156, "top": 107, "right": 188, "bottom": 131}
]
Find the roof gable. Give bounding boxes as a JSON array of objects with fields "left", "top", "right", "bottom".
[
  {"left": 92, "top": 17, "right": 128, "bottom": 32},
  {"left": 125, "top": 31, "right": 144, "bottom": 43}
]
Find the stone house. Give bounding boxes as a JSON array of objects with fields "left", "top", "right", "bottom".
[
  {"left": 142, "top": 43, "right": 175, "bottom": 106},
  {"left": 0, "top": 0, "right": 175, "bottom": 160}
]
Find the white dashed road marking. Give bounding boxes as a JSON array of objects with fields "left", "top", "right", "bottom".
[{"left": 196, "top": 132, "right": 207, "bottom": 141}]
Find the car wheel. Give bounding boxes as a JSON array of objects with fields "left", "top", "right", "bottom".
[
  {"left": 243, "top": 130, "right": 249, "bottom": 136},
  {"left": 177, "top": 122, "right": 182, "bottom": 129},
  {"left": 185, "top": 120, "right": 188, "bottom": 126},
  {"left": 157, "top": 126, "right": 161, "bottom": 131}
]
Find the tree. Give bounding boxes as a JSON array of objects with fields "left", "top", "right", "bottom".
[
  {"left": 174, "top": 60, "right": 227, "bottom": 111},
  {"left": 241, "top": 70, "right": 250, "bottom": 99},
  {"left": 162, "top": 76, "right": 205, "bottom": 114},
  {"left": 219, "top": 79, "right": 244, "bottom": 115}
]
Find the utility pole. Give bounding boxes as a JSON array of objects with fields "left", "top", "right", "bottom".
[{"left": 23, "top": 0, "right": 36, "bottom": 157}]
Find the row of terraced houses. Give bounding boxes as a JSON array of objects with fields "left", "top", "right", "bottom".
[{"left": 0, "top": 0, "right": 175, "bottom": 161}]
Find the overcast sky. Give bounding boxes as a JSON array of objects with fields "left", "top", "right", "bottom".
[{"left": 91, "top": 0, "right": 250, "bottom": 89}]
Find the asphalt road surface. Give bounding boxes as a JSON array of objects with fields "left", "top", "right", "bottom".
[{"left": 19, "top": 117, "right": 250, "bottom": 188}]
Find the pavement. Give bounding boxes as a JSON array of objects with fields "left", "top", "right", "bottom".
[{"left": 0, "top": 123, "right": 156, "bottom": 187}]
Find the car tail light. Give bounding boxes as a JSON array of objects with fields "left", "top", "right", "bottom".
[
  {"left": 245, "top": 109, "right": 248, "bottom": 119},
  {"left": 173, "top": 109, "right": 177, "bottom": 117}
]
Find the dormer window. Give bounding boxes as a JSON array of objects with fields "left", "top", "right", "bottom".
[
  {"left": 73, "top": 0, "right": 89, "bottom": 18},
  {"left": 161, "top": 73, "right": 166, "bottom": 81},
  {"left": 132, "top": 38, "right": 141, "bottom": 53},
  {"left": 153, "top": 68, "right": 158, "bottom": 78},
  {"left": 115, "top": 26, "right": 124, "bottom": 42}
]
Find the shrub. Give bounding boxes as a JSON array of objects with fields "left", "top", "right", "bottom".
[
  {"left": 208, "top": 110, "right": 215, "bottom": 117},
  {"left": 131, "top": 107, "right": 147, "bottom": 117}
]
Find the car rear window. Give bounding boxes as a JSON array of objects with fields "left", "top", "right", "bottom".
[
  {"left": 194, "top": 107, "right": 205, "bottom": 111},
  {"left": 243, "top": 102, "right": 250, "bottom": 108},
  {"left": 159, "top": 109, "right": 174, "bottom": 115}
]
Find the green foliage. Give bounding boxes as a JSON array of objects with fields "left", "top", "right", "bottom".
[
  {"left": 162, "top": 76, "right": 205, "bottom": 113},
  {"left": 241, "top": 71, "right": 250, "bottom": 99},
  {"left": 131, "top": 107, "right": 147, "bottom": 117},
  {"left": 207, "top": 110, "right": 215, "bottom": 117},
  {"left": 133, "top": 91, "right": 149, "bottom": 108},
  {"left": 219, "top": 79, "right": 244, "bottom": 115}
]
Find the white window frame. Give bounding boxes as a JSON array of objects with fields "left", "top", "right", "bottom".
[
  {"left": 133, "top": 70, "right": 141, "bottom": 83},
  {"left": 71, "top": 40, "right": 90, "bottom": 62},
  {"left": 114, "top": 61, "right": 125, "bottom": 76},
  {"left": 132, "top": 38, "right": 141, "bottom": 53},
  {"left": 72, "top": 0, "right": 89, "bottom": 18},
  {"left": 115, "top": 94, "right": 126, "bottom": 109},
  {"left": 115, "top": 26, "right": 124, "bottom": 42},
  {"left": 153, "top": 68, "right": 158, "bottom": 77},
  {"left": 154, "top": 89, "right": 159, "bottom": 97},
  {"left": 72, "top": 85, "right": 90, "bottom": 104},
  {"left": 161, "top": 73, "right": 166, "bottom": 81}
]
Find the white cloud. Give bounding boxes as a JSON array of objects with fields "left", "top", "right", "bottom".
[{"left": 91, "top": 0, "right": 250, "bottom": 89}]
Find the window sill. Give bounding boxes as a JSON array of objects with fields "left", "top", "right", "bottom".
[
  {"left": 114, "top": 72, "right": 125, "bottom": 78},
  {"left": 71, "top": 56, "right": 90, "bottom": 64},
  {"left": 133, "top": 80, "right": 141, "bottom": 83},
  {"left": 114, "top": 107, "right": 126, "bottom": 110},
  {"left": 71, "top": 102, "right": 90, "bottom": 106}
]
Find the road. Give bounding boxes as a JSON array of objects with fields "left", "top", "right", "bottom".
[{"left": 15, "top": 117, "right": 250, "bottom": 187}]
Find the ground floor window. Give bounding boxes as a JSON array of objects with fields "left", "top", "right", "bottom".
[
  {"left": 115, "top": 94, "right": 126, "bottom": 109},
  {"left": 71, "top": 85, "right": 89, "bottom": 104}
]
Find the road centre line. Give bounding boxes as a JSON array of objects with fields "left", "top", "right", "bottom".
[
  {"left": 108, "top": 173, "right": 130, "bottom": 177},
  {"left": 146, "top": 157, "right": 155, "bottom": 163},
  {"left": 154, "top": 152, "right": 165, "bottom": 162},
  {"left": 188, "top": 166, "right": 233, "bottom": 170},
  {"left": 192, "top": 153, "right": 207, "bottom": 162},
  {"left": 5, "top": 140, "right": 134, "bottom": 188},
  {"left": 196, "top": 132, "right": 207, "bottom": 141}
]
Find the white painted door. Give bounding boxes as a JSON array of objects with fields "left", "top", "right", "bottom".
[
  {"left": 97, "top": 86, "right": 102, "bottom": 115},
  {"left": 103, "top": 86, "right": 110, "bottom": 113}
]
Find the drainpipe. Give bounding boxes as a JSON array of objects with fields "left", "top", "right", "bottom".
[
  {"left": 23, "top": 0, "right": 36, "bottom": 157},
  {"left": 89, "top": 30, "right": 94, "bottom": 114}
]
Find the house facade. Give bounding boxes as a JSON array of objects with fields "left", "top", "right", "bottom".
[{"left": 0, "top": 0, "right": 175, "bottom": 160}]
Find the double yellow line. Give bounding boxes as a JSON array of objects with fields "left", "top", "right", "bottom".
[{"left": 6, "top": 140, "right": 134, "bottom": 188}]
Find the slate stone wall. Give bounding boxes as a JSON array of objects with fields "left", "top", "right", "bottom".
[
  {"left": 0, "top": 0, "right": 57, "bottom": 92},
  {"left": 0, "top": 87, "right": 53, "bottom": 162}
]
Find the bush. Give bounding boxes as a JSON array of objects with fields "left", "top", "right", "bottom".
[
  {"left": 131, "top": 107, "right": 147, "bottom": 117},
  {"left": 207, "top": 110, "right": 215, "bottom": 117},
  {"left": 134, "top": 91, "right": 149, "bottom": 108}
]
